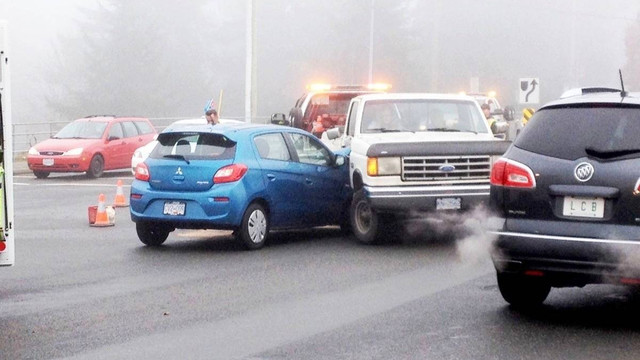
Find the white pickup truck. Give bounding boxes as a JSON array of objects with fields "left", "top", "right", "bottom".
[{"left": 326, "top": 93, "right": 510, "bottom": 244}]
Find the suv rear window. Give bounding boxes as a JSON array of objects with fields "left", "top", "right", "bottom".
[
  {"left": 150, "top": 132, "right": 236, "bottom": 160},
  {"left": 515, "top": 105, "right": 640, "bottom": 160}
]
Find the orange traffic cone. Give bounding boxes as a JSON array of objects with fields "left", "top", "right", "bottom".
[
  {"left": 91, "top": 193, "right": 115, "bottom": 227},
  {"left": 113, "top": 179, "right": 129, "bottom": 207}
]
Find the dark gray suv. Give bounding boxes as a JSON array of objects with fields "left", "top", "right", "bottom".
[{"left": 489, "top": 88, "right": 640, "bottom": 307}]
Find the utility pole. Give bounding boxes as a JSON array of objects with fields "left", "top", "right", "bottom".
[
  {"left": 245, "top": 0, "right": 257, "bottom": 122},
  {"left": 429, "top": 1, "right": 441, "bottom": 91},
  {"left": 368, "top": 0, "right": 375, "bottom": 83}
]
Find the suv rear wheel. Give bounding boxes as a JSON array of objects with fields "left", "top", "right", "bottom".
[{"left": 497, "top": 271, "right": 551, "bottom": 308}]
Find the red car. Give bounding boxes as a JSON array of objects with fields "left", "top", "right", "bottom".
[{"left": 27, "top": 115, "right": 157, "bottom": 178}]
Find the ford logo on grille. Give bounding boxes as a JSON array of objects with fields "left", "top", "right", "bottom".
[
  {"left": 574, "top": 162, "right": 594, "bottom": 182},
  {"left": 439, "top": 164, "right": 456, "bottom": 172}
]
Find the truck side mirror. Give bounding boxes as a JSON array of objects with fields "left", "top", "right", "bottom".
[
  {"left": 492, "top": 121, "right": 509, "bottom": 136},
  {"left": 326, "top": 126, "right": 343, "bottom": 140},
  {"left": 502, "top": 106, "right": 515, "bottom": 121},
  {"left": 270, "top": 113, "right": 289, "bottom": 126}
]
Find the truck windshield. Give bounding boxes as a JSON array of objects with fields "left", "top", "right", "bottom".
[{"left": 360, "top": 99, "right": 489, "bottom": 134}]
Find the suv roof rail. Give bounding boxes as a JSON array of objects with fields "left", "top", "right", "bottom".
[{"left": 560, "top": 87, "right": 621, "bottom": 98}]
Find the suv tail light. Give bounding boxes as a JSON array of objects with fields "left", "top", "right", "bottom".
[
  {"left": 135, "top": 163, "right": 150, "bottom": 181},
  {"left": 490, "top": 158, "right": 536, "bottom": 188},
  {"left": 214, "top": 164, "right": 248, "bottom": 183}
]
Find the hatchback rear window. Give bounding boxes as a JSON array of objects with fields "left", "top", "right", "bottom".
[
  {"left": 515, "top": 105, "right": 640, "bottom": 160},
  {"left": 150, "top": 132, "right": 236, "bottom": 160}
]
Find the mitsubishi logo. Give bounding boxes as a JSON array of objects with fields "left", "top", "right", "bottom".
[
  {"left": 574, "top": 162, "right": 594, "bottom": 182},
  {"left": 175, "top": 167, "right": 183, "bottom": 175}
]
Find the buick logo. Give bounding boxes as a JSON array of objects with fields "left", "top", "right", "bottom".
[
  {"left": 574, "top": 162, "right": 594, "bottom": 182},
  {"left": 439, "top": 164, "right": 456, "bottom": 172},
  {"left": 175, "top": 167, "right": 183, "bottom": 175}
]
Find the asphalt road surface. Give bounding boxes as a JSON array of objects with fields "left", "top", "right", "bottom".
[{"left": 1, "top": 171, "right": 640, "bottom": 359}]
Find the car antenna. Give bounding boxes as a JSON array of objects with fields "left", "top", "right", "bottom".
[{"left": 619, "top": 69, "right": 627, "bottom": 98}]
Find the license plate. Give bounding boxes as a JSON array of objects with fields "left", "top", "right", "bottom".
[
  {"left": 436, "top": 197, "right": 461, "bottom": 210},
  {"left": 562, "top": 196, "right": 604, "bottom": 218},
  {"left": 43, "top": 158, "right": 54, "bottom": 166},
  {"left": 163, "top": 201, "right": 186, "bottom": 216}
]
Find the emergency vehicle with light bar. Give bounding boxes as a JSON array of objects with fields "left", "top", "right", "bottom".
[
  {"left": 270, "top": 83, "right": 390, "bottom": 137},
  {"left": 326, "top": 92, "right": 509, "bottom": 244}
]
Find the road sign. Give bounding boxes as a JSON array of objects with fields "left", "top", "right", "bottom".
[{"left": 519, "top": 78, "right": 539, "bottom": 104}]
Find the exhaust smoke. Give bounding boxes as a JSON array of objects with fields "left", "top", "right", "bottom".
[{"left": 400, "top": 205, "right": 500, "bottom": 265}]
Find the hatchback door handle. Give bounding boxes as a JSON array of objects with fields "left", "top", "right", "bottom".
[
  {"left": 266, "top": 174, "right": 276, "bottom": 181},
  {"left": 305, "top": 178, "right": 313, "bottom": 185}
]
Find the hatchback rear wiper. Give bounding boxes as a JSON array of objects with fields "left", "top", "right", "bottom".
[
  {"left": 585, "top": 147, "right": 640, "bottom": 159},
  {"left": 163, "top": 154, "right": 191, "bottom": 164},
  {"left": 427, "top": 128, "right": 461, "bottom": 132}
]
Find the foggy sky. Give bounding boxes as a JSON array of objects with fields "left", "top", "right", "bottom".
[{"left": 2, "top": 0, "right": 639, "bottom": 125}]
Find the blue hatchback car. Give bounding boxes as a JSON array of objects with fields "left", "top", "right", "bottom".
[{"left": 130, "top": 123, "right": 351, "bottom": 250}]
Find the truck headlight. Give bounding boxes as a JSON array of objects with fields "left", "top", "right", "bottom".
[{"left": 367, "top": 157, "right": 400, "bottom": 176}]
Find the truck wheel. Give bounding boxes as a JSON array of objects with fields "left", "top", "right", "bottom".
[
  {"left": 350, "top": 189, "right": 383, "bottom": 244},
  {"left": 236, "top": 203, "right": 268, "bottom": 250},
  {"left": 497, "top": 271, "right": 550, "bottom": 308},
  {"left": 136, "top": 222, "right": 170, "bottom": 247}
]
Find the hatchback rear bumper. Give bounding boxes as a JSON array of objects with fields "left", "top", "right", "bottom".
[
  {"left": 492, "top": 231, "right": 640, "bottom": 286},
  {"left": 129, "top": 180, "right": 248, "bottom": 229}
]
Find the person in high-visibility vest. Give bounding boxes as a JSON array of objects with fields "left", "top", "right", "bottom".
[
  {"left": 481, "top": 103, "right": 497, "bottom": 133},
  {"left": 521, "top": 107, "right": 535, "bottom": 126}
]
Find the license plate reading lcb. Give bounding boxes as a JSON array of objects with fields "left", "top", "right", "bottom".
[{"left": 562, "top": 196, "right": 604, "bottom": 218}]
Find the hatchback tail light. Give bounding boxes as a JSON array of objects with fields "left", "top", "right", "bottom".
[
  {"left": 214, "top": 164, "right": 248, "bottom": 183},
  {"left": 135, "top": 163, "right": 150, "bottom": 181},
  {"left": 490, "top": 158, "right": 536, "bottom": 188}
]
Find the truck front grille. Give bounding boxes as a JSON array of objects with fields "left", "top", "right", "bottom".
[{"left": 402, "top": 155, "right": 491, "bottom": 183}]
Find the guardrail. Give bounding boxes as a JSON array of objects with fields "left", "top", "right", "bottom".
[{"left": 11, "top": 116, "right": 271, "bottom": 156}]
